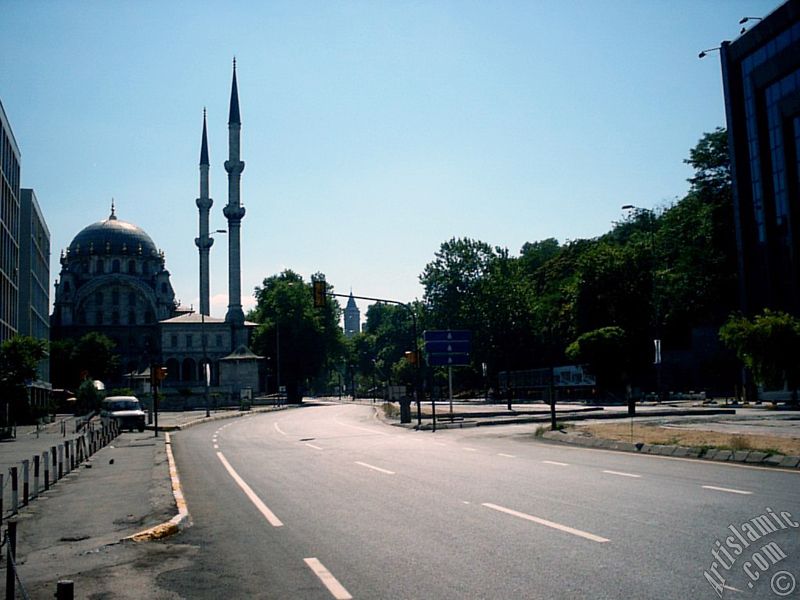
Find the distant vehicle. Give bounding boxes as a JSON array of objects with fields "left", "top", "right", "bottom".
[{"left": 100, "top": 396, "right": 146, "bottom": 432}]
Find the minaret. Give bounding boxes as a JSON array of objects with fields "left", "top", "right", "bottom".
[
  {"left": 195, "top": 109, "right": 213, "bottom": 316},
  {"left": 223, "top": 58, "right": 247, "bottom": 347}
]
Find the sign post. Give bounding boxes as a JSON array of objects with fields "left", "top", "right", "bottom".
[{"left": 423, "top": 330, "right": 472, "bottom": 430}]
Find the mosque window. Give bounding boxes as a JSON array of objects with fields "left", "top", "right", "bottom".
[
  {"left": 95, "top": 291, "right": 103, "bottom": 305},
  {"left": 128, "top": 260, "right": 136, "bottom": 274},
  {"left": 112, "top": 311, "right": 120, "bottom": 325},
  {"left": 129, "top": 311, "right": 136, "bottom": 325},
  {"left": 96, "top": 259, "right": 104, "bottom": 274},
  {"left": 78, "top": 310, "right": 86, "bottom": 325},
  {"left": 112, "top": 259, "right": 120, "bottom": 273},
  {"left": 112, "top": 290, "right": 119, "bottom": 305},
  {"left": 128, "top": 292, "right": 136, "bottom": 306},
  {"left": 96, "top": 310, "right": 104, "bottom": 325}
]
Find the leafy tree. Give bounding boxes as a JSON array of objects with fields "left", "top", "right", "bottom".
[
  {"left": 75, "top": 378, "right": 103, "bottom": 415},
  {"left": 566, "top": 326, "right": 628, "bottom": 399},
  {"left": 720, "top": 310, "right": 800, "bottom": 403},
  {"left": 250, "top": 270, "right": 345, "bottom": 402},
  {"left": 73, "top": 332, "right": 120, "bottom": 383},
  {"left": 50, "top": 338, "right": 78, "bottom": 391},
  {"left": 0, "top": 336, "right": 48, "bottom": 425}
]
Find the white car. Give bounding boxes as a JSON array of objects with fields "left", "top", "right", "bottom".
[{"left": 100, "top": 396, "right": 146, "bottom": 432}]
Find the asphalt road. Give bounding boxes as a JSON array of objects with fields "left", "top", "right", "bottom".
[{"left": 167, "top": 402, "right": 800, "bottom": 599}]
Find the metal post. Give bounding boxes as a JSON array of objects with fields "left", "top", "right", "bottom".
[
  {"left": 58, "top": 444, "right": 64, "bottom": 479},
  {"left": 51, "top": 446, "right": 57, "bottom": 480},
  {"left": 43, "top": 452, "right": 49, "bottom": 491},
  {"left": 448, "top": 365, "right": 454, "bottom": 421},
  {"left": 33, "top": 455, "right": 40, "bottom": 498},
  {"left": 10, "top": 467, "right": 18, "bottom": 514},
  {"left": 21, "top": 460, "right": 29, "bottom": 506},
  {"left": 65, "top": 441, "right": 71, "bottom": 473},
  {"left": 56, "top": 580, "right": 74, "bottom": 600}
]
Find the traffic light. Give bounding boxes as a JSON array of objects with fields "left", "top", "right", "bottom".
[{"left": 313, "top": 279, "right": 327, "bottom": 308}]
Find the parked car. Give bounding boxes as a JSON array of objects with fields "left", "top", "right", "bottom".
[{"left": 100, "top": 396, "right": 146, "bottom": 432}]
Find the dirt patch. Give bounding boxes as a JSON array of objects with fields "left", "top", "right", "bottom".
[{"left": 575, "top": 422, "right": 800, "bottom": 456}]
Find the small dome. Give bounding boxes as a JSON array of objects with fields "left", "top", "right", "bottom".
[{"left": 68, "top": 208, "right": 158, "bottom": 257}]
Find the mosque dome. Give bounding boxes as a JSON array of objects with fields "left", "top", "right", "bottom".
[{"left": 67, "top": 205, "right": 158, "bottom": 257}]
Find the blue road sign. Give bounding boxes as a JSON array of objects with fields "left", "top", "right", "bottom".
[
  {"left": 428, "top": 353, "right": 471, "bottom": 366},
  {"left": 423, "top": 330, "right": 472, "bottom": 342},
  {"left": 424, "top": 340, "right": 471, "bottom": 354}
]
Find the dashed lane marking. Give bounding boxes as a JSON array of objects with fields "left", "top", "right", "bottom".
[
  {"left": 498, "top": 453, "right": 516, "bottom": 458},
  {"left": 217, "top": 452, "right": 284, "bottom": 526},
  {"left": 305, "top": 443, "right": 323, "bottom": 450},
  {"left": 304, "top": 557, "right": 353, "bottom": 600},
  {"left": 482, "top": 502, "right": 610, "bottom": 543},
  {"left": 602, "top": 470, "right": 642, "bottom": 479},
  {"left": 702, "top": 485, "right": 753, "bottom": 495},
  {"left": 355, "top": 461, "right": 395, "bottom": 475},
  {"left": 542, "top": 460, "right": 569, "bottom": 466}
]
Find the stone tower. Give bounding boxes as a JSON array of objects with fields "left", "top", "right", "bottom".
[
  {"left": 223, "top": 59, "right": 247, "bottom": 348},
  {"left": 344, "top": 292, "right": 360, "bottom": 338},
  {"left": 195, "top": 109, "right": 213, "bottom": 316}
]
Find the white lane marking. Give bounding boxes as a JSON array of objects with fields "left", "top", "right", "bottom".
[
  {"left": 482, "top": 502, "right": 609, "bottom": 543},
  {"left": 434, "top": 442, "right": 448, "bottom": 447},
  {"left": 603, "top": 470, "right": 641, "bottom": 479},
  {"left": 213, "top": 444, "right": 219, "bottom": 449},
  {"left": 463, "top": 447, "right": 477, "bottom": 452},
  {"left": 355, "top": 461, "right": 395, "bottom": 475},
  {"left": 462, "top": 500, "right": 470, "bottom": 504},
  {"left": 334, "top": 416, "right": 389, "bottom": 436},
  {"left": 217, "top": 452, "right": 284, "bottom": 527},
  {"left": 498, "top": 453, "right": 515, "bottom": 458},
  {"left": 542, "top": 460, "right": 569, "bottom": 466},
  {"left": 304, "top": 557, "right": 353, "bottom": 600},
  {"left": 702, "top": 485, "right": 753, "bottom": 495},
  {"left": 305, "top": 443, "right": 323, "bottom": 450},
  {"left": 274, "top": 422, "right": 286, "bottom": 436}
]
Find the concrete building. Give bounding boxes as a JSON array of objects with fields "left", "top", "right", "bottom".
[
  {"left": 18, "top": 188, "right": 51, "bottom": 398},
  {"left": 720, "top": 0, "right": 800, "bottom": 315},
  {"left": 0, "top": 99, "right": 21, "bottom": 344}
]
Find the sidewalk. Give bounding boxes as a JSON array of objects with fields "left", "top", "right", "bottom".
[{"left": 2, "top": 406, "right": 283, "bottom": 599}]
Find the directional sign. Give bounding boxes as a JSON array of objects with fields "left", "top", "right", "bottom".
[
  {"left": 424, "top": 340, "right": 471, "bottom": 354},
  {"left": 428, "top": 353, "right": 471, "bottom": 366},
  {"left": 423, "top": 330, "right": 472, "bottom": 342}
]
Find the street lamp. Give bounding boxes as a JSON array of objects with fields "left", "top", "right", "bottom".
[
  {"left": 202, "top": 229, "right": 227, "bottom": 417},
  {"left": 698, "top": 47, "right": 721, "bottom": 59},
  {"left": 622, "top": 205, "right": 661, "bottom": 414}
]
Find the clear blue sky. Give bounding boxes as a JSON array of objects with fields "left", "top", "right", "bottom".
[{"left": 0, "top": 0, "right": 784, "bottom": 318}]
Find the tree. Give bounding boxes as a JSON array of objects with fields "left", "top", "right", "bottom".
[
  {"left": 250, "top": 270, "right": 345, "bottom": 402},
  {"left": 0, "top": 336, "right": 48, "bottom": 425},
  {"left": 565, "top": 326, "right": 628, "bottom": 399},
  {"left": 720, "top": 310, "right": 800, "bottom": 403},
  {"left": 73, "top": 332, "right": 120, "bottom": 383}
]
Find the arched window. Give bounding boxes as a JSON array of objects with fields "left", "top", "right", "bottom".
[
  {"left": 112, "top": 311, "right": 120, "bottom": 325},
  {"left": 96, "top": 259, "right": 104, "bottom": 274},
  {"left": 128, "top": 311, "right": 136, "bottom": 325},
  {"left": 128, "top": 292, "right": 136, "bottom": 306},
  {"left": 96, "top": 310, "right": 104, "bottom": 325},
  {"left": 165, "top": 358, "right": 180, "bottom": 382},
  {"left": 128, "top": 260, "right": 136, "bottom": 274},
  {"left": 112, "top": 290, "right": 119, "bottom": 305},
  {"left": 78, "top": 310, "right": 86, "bottom": 325},
  {"left": 182, "top": 358, "right": 196, "bottom": 382},
  {"left": 95, "top": 291, "right": 103, "bottom": 305},
  {"left": 112, "top": 259, "right": 120, "bottom": 273}
]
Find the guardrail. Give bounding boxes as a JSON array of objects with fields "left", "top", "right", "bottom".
[{"left": 0, "top": 419, "right": 119, "bottom": 599}]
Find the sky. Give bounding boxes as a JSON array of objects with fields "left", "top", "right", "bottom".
[{"left": 0, "top": 0, "right": 785, "bottom": 320}]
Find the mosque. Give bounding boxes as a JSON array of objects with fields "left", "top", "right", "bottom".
[{"left": 51, "top": 63, "right": 261, "bottom": 401}]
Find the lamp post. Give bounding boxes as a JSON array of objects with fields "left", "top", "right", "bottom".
[
  {"left": 622, "top": 205, "right": 661, "bottom": 414},
  {"left": 201, "top": 229, "right": 226, "bottom": 418}
]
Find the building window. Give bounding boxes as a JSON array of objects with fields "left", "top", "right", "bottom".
[
  {"left": 112, "top": 259, "right": 120, "bottom": 273},
  {"left": 96, "top": 259, "right": 104, "bottom": 274},
  {"left": 96, "top": 310, "right": 104, "bottom": 325},
  {"left": 112, "top": 311, "right": 120, "bottom": 325},
  {"left": 95, "top": 291, "right": 103, "bottom": 305},
  {"left": 129, "top": 311, "right": 136, "bottom": 325},
  {"left": 128, "top": 260, "right": 136, "bottom": 274},
  {"left": 128, "top": 292, "right": 136, "bottom": 306},
  {"left": 171, "top": 334, "right": 178, "bottom": 348},
  {"left": 186, "top": 334, "right": 193, "bottom": 348},
  {"left": 112, "top": 289, "right": 119, "bottom": 305}
]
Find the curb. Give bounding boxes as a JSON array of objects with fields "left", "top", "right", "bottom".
[
  {"left": 125, "top": 432, "right": 189, "bottom": 542},
  {"left": 539, "top": 429, "right": 800, "bottom": 470}
]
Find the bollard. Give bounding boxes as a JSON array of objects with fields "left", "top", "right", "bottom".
[
  {"left": 10, "top": 467, "right": 18, "bottom": 515},
  {"left": 33, "top": 455, "right": 40, "bottom": 498},
  {"left": 6, "top": 519, "right": 17, "bottom": 600},
  {"left": 0, "top": 474, "right": 3, "bottom": 529},
  {"left": 43, "top": 451, "right": 50, "bottom": 491},
  {"left": 22, "top": 460, "right": 29, "bottom": 506},
  {"left": 56, "top": 580, "right": 74, "bottom": 600},
  {"left": 51, "top": 446, "right": 57, "bottom": 481},
  {"left": 65, "top": 440, "right": 71, "bottom": 473},
  {"left": 58, "top": 444, "right": 64, "bottom": 479}
]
